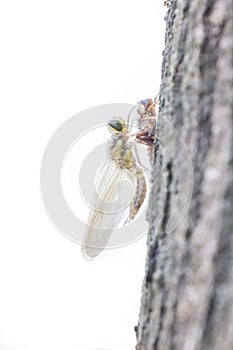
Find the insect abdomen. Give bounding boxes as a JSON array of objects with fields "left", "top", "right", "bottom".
[{"left": 129, "top": 167, "right": 146, "bottom": 221}]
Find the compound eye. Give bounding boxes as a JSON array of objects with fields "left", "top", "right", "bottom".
[
  {"left": 108, "top": 119, "right": 123, "bottom": 131},
  {"left": 137, "top": 102, "right": 145, "bottom": 114},
  {"left": 140, "top": 98, "right": 153, "bottom": 109}
]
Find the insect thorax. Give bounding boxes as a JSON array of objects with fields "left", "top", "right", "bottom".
[{"left": 108, "top": 136, "right": 134, "bottom": 169}]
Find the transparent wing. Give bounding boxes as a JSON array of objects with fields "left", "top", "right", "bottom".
[{"left": 82, "top": 161, "right": 136, "bottom": 259}]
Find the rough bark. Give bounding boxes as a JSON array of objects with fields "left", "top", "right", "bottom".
[{"left": 136, "top": 1, "right": 233, "bottom": 350}]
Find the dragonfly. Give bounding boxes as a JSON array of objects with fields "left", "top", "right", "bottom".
[{"left": 81, "top": 98, "right": 158, "bottom": 259}]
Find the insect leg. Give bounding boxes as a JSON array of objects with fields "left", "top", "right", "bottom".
[
  {"left": 134, "top": 144, "right": 142, "bottom": 166},
  {"left": 127, "top": 103, "right": 137, "bottom": 132}
]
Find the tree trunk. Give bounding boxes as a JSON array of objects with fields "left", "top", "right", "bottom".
[{"left": 136, "top": 1, "right": 233, "bottom": 350}]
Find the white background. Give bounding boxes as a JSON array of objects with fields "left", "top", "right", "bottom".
[{"left": 0, "top": 1, "right": 166, "bottom": 349}]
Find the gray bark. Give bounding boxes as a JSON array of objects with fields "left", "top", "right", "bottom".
[{"left": 136, "top": 1, "right": 233, "bottom": 350}]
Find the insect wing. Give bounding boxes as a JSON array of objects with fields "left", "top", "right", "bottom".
[{"left": 82, "top": 161, "right": 136, "bottom": 259}]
